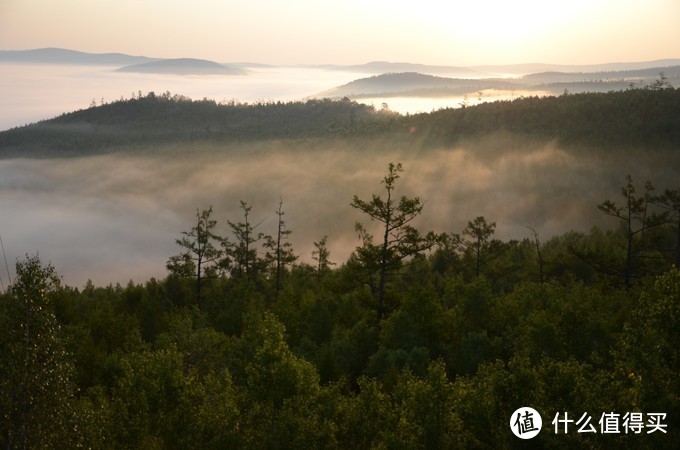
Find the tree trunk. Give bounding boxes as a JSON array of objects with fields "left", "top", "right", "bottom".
[
  {"left": 377, "top": 194, "right": 392, "bottom": 326},
  {"left": 675, "top": 215, "right": 680, "bottom": 268},
  {"left": 625, "top": 193, "right": 633, "bottom": 292},
  {"left": 276, "top": 215, "right": 282, "bottom": 292}
]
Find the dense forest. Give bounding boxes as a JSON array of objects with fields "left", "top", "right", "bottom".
[
  {"left": 1, "top": 85, "right": 679, "bottom": 448},
  {"left": 1, "top": 163, "right": 679, "bottom": 448}
]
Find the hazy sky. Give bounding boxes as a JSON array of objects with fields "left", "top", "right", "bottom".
[{"left": 2, "top": 0, "right": 679, "bottom": 65}]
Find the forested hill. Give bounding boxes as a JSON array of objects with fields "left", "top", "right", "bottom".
[
  {"left": 1, "top": 87, "right": 679, "bottom": 157},
  {"left": 0, "top": 94, "right": 384, "bottom": 157},
  {"left": 416, "top": 86, "right": 680, "bottom": 149}
]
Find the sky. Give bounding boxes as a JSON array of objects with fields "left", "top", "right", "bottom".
[{"left": 1, "top": 0, "right": 679, "bottom": 65}]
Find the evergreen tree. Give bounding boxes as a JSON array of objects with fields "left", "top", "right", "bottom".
[
  {"left": 167, "top": 206, "right": 223, "bottom": 304},
  {"left": 461, "top": 216, "right": 500, "bottom": 278},
  {"left": 598, "top": 175, "right": 668, "bottom": 290},
  {"left": 223, "top": 201, "right": 270, "bottom": 280},
  {"left": 312, "top": 235, "right": 335, "bottom": 282},
  {"left": 351, "top": 162, "right": 441, "bottom": 325},
  {"left": 264, "top": 199, "right": 297, "bottom": 293}
]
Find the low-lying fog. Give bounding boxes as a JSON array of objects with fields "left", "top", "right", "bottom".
[
  {"left": 1, "top": 138, "right": 676, "bottom": 288},
  {"left": 0, "top": 63, "right": 367, "bottom": 130}
]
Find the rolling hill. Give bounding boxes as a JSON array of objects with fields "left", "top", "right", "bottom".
[
  {"left": 316, "top": 72, "right": 519, "bottom": 98},
  {"left": 315, "top": 66, "right": 680, "bottom": 99},
  {"left": 0, "top": 47, "right": 157, "bottom": 65},
  {"left": 117, "top": 58, "right": 247, "bottom": 75}
]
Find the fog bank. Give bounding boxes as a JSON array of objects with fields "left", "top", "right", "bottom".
[{"left": 1, "top": 137, "right": 676, "bottom": 288}]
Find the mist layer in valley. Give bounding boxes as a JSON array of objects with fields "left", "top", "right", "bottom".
[
  {"left": 0, "top": 63, "right": 369, "bottom": 131},
  {"left": 6, "top": 54, "right": 678, "bottom": 132},
  {"left": 1, "top": 135, "right": 677, "bottom": 288}
]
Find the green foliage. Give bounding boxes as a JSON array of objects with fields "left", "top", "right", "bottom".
[
  {"left": 391, "top": 361, "right": 466, "bottom": 448},
  {"left": 616, "top": 268, "right": 680, "bottom": 444},
  {"left": 461, "top": 216, "right": 498, "bottom": 278},
  {"left": 167, "top": 206, "right": 223, "bottom": 304},
  {"left": 312, "top": 235, "right": 335, "bottom": 282},
  {"left": 334, "top": 376, "right": 395, "bottom": 448},
  {"left": 1, "top": 245, "right": 678, "bottom": 448},
  {"left": 264, "top": 199, "right": 298, "bottom": 293},
  {"left": 245, "top": 312, "right": 319, "bottom": 407},
  {"left": 0, "top": 255, "right": 82, "bottom": 449},
  {"left": 223, "top": 201, "right": 271, "bottom": 280}
]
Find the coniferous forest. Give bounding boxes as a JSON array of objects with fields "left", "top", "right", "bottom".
[{"left": 1, "top": 85, "right": 679, "bottom": 449}]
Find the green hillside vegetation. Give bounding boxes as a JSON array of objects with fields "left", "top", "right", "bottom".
[
  {"left": 410, "top": 83, "right": 680, "bottom": 149},
  {"left": 1, "top": 83, "right": 679, "bottom": 157},
  {"left": 0, "top": 93, "right": 387, "bottom": 157}
]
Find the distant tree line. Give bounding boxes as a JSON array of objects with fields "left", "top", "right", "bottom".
[{"left": 0, "top": 93, "right": 391, "bottom": 157}]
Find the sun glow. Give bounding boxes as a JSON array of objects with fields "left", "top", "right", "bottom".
[
  {"left": 1, "top": 0, "right": 679, "bottom": 66},
  {"left": 472, "top": 3, "right": 578, "bottom": 41}
]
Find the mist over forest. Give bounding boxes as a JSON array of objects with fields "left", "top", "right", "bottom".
[
  {"left": 1, "top": 52, "right": 680, "bottom": 449},
  {"left": 0, "top": 139, "right": 634, "bottom": 286},
  {"left": 0, "top": 84, "right": 679, "bottom": 287}
]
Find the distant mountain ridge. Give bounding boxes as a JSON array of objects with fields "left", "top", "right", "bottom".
[
  {"left": 2, "top": 47, "right": 679, "bottom": 76},
  {"left": 467, "top": 59, "right": 680, "bottom": 76},
  {"left": 520, "top": 65, "right": 680, "bottom": 83},
  {"left": 311, "top": 59, "right": 680, "bottom": 77},
  {"left": 0, "top": 49, "right": 247, "bottom": 76},
  {"left": 317, "top": 65, "right": 680, "bottom": 99},
  {"left": 0, "top": 48, "right": 157, "bottom": 65},
  {"left": 117, "top": 58, "right": 246, "bottom": 75}
]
